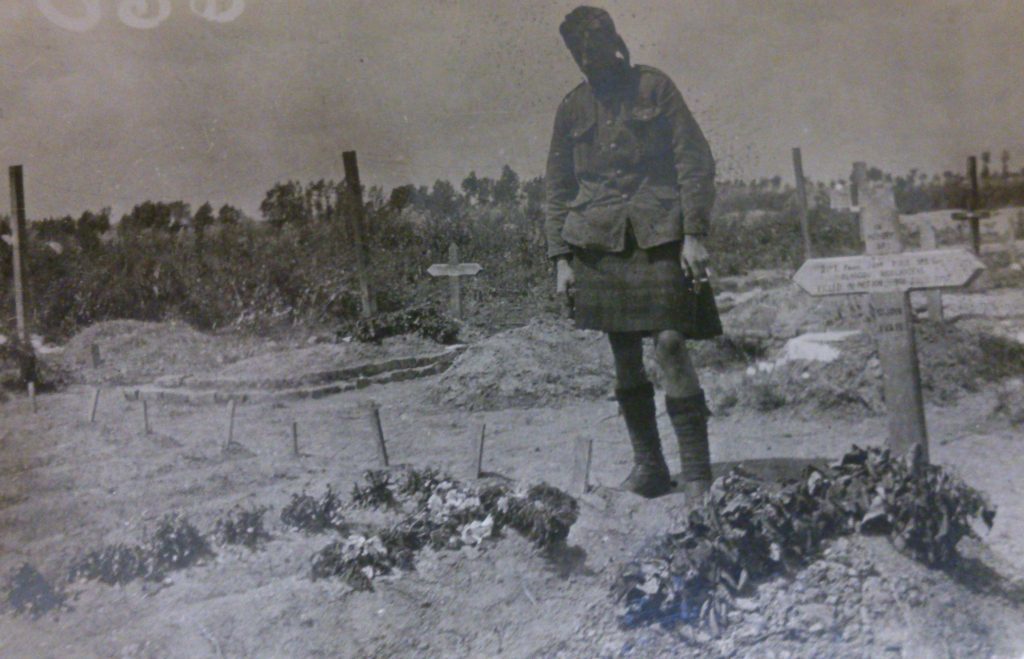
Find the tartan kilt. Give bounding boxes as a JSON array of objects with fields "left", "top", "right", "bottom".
[{"left": 572, "top": 232, "right": 699, "bottom": 336}]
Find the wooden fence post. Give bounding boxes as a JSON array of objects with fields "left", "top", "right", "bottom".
[
  {"left": 342, "top": 151, "right": 377, "bottom": 317},
  {"left": 792, "top": 147, "right": 813, "bottom": 260}
]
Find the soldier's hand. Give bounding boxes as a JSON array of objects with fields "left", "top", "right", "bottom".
[
  {"left": 681, "top": 236, "right": 710, "bottom": 283},
  {"left": 556, "top": 257, "right": 576, "bottom": 294}
]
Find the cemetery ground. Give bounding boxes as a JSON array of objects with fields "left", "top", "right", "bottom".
[{"left": 2, "top": 265, "right": 1024, "bottom": 656}]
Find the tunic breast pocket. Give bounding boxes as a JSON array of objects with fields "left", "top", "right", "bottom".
[{"left": 625, "top": 107, "right": 669, "bottom": 161}]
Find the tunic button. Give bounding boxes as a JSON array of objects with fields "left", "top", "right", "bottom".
[{"left": 610, "top": 142, "right": 617, "bottom": 149}]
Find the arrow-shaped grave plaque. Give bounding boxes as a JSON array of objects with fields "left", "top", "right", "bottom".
[
  {"left": 428, "top": 242, "right": 482, "bottom": 319},
  {"left": 793, "top": 181, "right": 985, "bottom": 462}
]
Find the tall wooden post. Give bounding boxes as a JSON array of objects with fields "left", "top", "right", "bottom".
[
  {"left": 861, "top": 183, "right": 928, "bottom": 460},
  {"left": 966, "top": 156, "right": 982, "bottom": 255},
  {"left": 342, "top": 151, "right": 377, "bottom": 317},
  {"left": 792, "top": 147, "right": 813, "bottom": 259},
  {"left": 8, "top": 166, "right": 29, "bottom": 343}
]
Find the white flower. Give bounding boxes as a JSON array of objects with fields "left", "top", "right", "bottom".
[{"left": 459, "top": 515, "right": 494, "bottom": 546}]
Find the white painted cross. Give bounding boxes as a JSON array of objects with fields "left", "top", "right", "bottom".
[
  {"left": 793, "top": 181, "right": 985, "bottom": 461},
  {"left": 427, "top": 242, "right": 482, "bottom": 319}
]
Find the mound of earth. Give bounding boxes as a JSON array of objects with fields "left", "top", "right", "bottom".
[
  {"left": 433, "top": 320, "right": 768, "bottom": 411},
  {"left": 53, "top": 320, "right": 271, "bottom": 385},
  {"left": 562, "top": 535, "right": 1024, "bottom": 658},
  {"left": 710, "top": 323, "right": 1024, "bottom": 417},
  {"left": 992, "top": 378, "right": 1024, "bottom": 425},
  {"left": 718, "top": 283, "right": 865, "bottom": 340},
  {"left": 432, "top": 318, "right": 615, "bottom": 410}
]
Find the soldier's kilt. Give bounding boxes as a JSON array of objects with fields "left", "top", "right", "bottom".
[{"left": 571, "top": 232, "right": 721, "bottom": 339}]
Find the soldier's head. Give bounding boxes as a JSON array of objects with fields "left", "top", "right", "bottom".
[{"left": 559, "top": 6, "right": 630, "bottom": 81}]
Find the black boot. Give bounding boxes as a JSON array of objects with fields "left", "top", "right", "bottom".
[
  {"left": 616, "top": 382, "right": 672, "bottom": 498},
  {"left": 666, "top": 390, "right": 713, "bottom": 500}
]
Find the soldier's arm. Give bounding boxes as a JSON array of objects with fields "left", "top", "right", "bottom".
[
  {"left": 661, "top": 78, "right": 716, "bottom": 236},
  {"left": 544, "top": 98, "right": 578, "bottom": 260}
]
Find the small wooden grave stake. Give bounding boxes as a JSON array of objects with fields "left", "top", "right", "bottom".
[
  {"left": 794, "top": 180, "right": 985, "bottom": 461},
  {"left": 88, "top": 387, "right": 101, "bottom": 423},
  {"left": 27, "top": 382, "right": 36, "bottom": 413},
  {"left": 292, "top": 421, "right": 299, "bottom": 457},
  {"left": 225, "top": 399, "right": 236, "bottom": 447},
  {"left": 571, "top": 437, "right": 593, "bottom": 495},
  {"left": 90, "top": 344, "right": 102, "bottom": 368},
  {"left": 427, "top": 242, "right": 482, "bottom": 319},
  {"left": 366, "top": 401, "right": 389, "bottom": 467},
  {"left": 142, "top": 399, "right": 151, "bottom": 434},
  {"left": 466, "top": 424, "right": 486, "bottom": 480}
]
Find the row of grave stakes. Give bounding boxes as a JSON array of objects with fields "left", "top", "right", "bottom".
[{"left": 77, "top": 385, "right": 597, "bottom": 495}]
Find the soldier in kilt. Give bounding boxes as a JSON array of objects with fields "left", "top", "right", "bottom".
[{"left": 545, "top": 6, "right": 720, "bottom": 499}]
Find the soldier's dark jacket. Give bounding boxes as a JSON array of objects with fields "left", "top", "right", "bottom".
[{"left": 544, "top": 64, "right": 715, "bottom": 259}]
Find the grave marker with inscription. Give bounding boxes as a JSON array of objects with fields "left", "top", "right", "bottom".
[{"left": 794, "top": 181, "right": 985, "bottom": 461}]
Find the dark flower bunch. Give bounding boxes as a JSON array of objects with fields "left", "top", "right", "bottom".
[
  {"left": 5, "top": 564, "right": 66, "bottom": 618},
  {"left": 348, "top": 305, "right": 460, "bottom": 345},
  {"left": 280, "top": 486, "right": 348, "bottom": 534},
  {"left": 214, "top": 505, "right": 272, "bottom": 549},
  {"left": 615, "top": 445, "right": 995, "bottom": 633},
  {"left": 68, "top": 515, "right": 213, "bottom": 586}
]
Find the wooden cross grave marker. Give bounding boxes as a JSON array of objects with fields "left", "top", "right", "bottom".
[
  {"left": 793, "top": 181, "right": 985, "bottom": 462},
  {"left": 427, "top": 242, "right": 482, "bottom": 319},
  {"left": 951, "top": 155, "right": 991, "bottom": 257}
]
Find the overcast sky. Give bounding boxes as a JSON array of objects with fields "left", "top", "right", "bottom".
[{"left": 1, "top": 0, "right": 1021, "bottom": 220}]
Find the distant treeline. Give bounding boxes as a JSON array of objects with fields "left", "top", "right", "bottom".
[{"left": 1, "top": 162, "right": 1023, "bottom": 341}]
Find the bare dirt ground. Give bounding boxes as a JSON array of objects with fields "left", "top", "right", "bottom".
[{"left": 2, "top": 281, "right": 1024, "bottom": 658}]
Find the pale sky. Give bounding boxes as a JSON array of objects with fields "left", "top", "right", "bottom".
[{"left": 1, "top": 1, "right": 1021, "bottom": 220}]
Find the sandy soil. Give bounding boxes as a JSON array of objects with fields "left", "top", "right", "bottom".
[{"left": 1, "top": 282, "right": 1023, "bottom": 658}]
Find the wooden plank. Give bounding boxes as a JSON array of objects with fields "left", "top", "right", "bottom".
[
  {"left": 793, "top": 249, "right": 983, "bottom": 296},
  {"left": 342, "top": 151, "right": 377, "bottom": 317},
  {"left": 792, "top": 147, "right": 813, "bottom": 259}
]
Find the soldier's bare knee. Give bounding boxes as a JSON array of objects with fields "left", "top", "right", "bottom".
[{"left": 655, "top": 330, "right": 685, "bottom": 362}]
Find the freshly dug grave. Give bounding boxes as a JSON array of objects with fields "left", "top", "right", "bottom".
[
  {"left": 52, "top": 320, "right": 449, "bottom": 387},
  {"left": 53, "top": 320, "right": 271, "bottom": 385},
  {"left": 432, "top": 319, "right": 767, "bottom": 411},
  {"left": 431, "top": 318, "right": 615, "bottom": 410},
  {"left": 709, "top": 322, "right": 1024, "bottom": 417},
  {"left": 548, "top": 446, "right": 1018, "bottom": 658},
  {"left": 718, "top": 283, "right": 866, "bottom": 340}
]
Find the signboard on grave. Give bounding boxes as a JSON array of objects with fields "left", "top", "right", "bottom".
[
  {"left": 792, "top": 249, "right": 983, "bottom": 296},
  {"left": 793, "top": 180, "right": 986, "bottom": 462}
]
